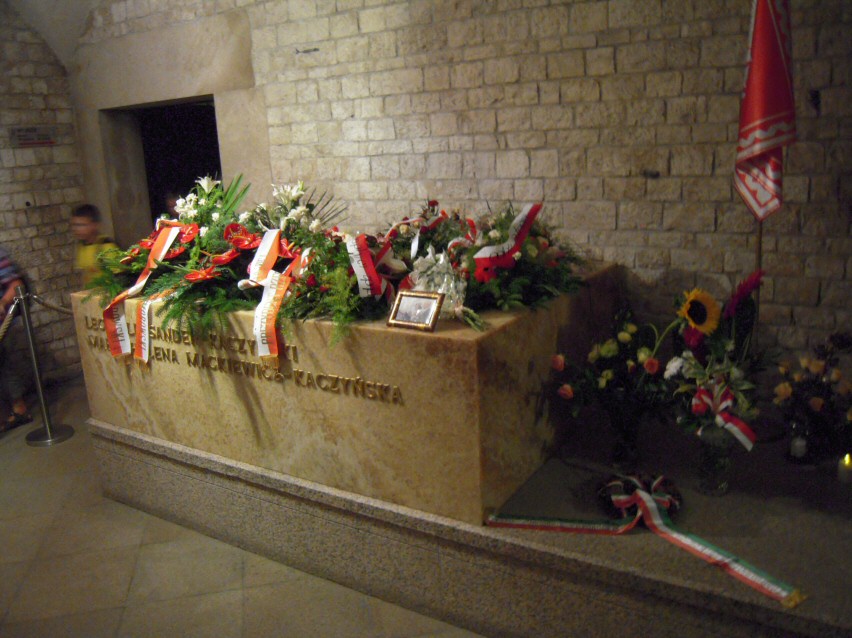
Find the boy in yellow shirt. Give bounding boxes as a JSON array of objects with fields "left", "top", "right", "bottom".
[{"left": 71, "top": 204, "right": 119, "bottom": 287}]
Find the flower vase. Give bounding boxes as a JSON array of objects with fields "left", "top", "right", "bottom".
[
  {"left": 697, "top": 427, "right": 735, "bottom": 496},
  {"left": 606, "top": 401, "right": 641, "bottom": 472}
]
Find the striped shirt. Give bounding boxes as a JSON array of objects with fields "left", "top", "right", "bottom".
[{"left": 0, "top": 246, "right": 22, "bottom": 291}]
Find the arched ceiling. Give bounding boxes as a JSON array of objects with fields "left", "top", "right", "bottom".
[{"left": 7, "top": 0, "right": 102, "bottom": 68}]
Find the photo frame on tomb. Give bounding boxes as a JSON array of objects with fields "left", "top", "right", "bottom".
[{"left": 387, "top": 290, "right": 444, "bottom": 332}]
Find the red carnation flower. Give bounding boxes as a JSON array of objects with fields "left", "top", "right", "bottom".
[{"left": 305, "top": 274, "right": 319, "bottom": 287}]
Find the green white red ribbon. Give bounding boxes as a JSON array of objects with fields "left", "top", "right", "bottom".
[
  {"left": 692, "top": 387, "right": 757, "bottom": 451},
  {"left": 486, "top": 475, "right": 804, "bottom": 607}
]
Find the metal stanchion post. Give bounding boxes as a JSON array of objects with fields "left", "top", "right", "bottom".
[{"left": 13, "top": 286, "right": 74, "bottom": 446}]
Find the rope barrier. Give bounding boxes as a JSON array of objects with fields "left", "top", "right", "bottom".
[
  {"left": 29, "top": 294, "right": 74, "bottom": 315},
  {"left": 0, "top": 298, "right": 20, "bottom": 346}
]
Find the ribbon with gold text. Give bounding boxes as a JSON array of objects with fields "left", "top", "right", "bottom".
[
  {"left": 346, "top": 235, "right": 386, "bottom": 298},
  {"left": 103, "top": 223, "right": 181, "bottom": 357},
  {"left": 254, "top": 270, "right": 291, "bottom": 364},
  {"left": 734, "top": 0, "right": 795, "bottom": 221}
]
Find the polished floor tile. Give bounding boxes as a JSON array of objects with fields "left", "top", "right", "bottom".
[{"left": 0, "top": 380, "right": 485, "bottom": 637}]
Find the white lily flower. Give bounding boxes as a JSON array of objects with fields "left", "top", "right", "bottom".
[
  {"left": 198, "top": 198, "right": 207, "bottom": 206},
  {"left": 196, "top": 176, "right": 220, "bottom": 194},
  {"left": 238, "top": 211, "right": 252, "bottom": 223}
]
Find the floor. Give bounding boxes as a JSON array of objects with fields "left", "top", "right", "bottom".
[{"left": 0, "top": 379, "right": 484, "bottom": 638}]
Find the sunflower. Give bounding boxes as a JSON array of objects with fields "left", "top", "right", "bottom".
[{"left": 677, "top": 289, "right": 721, "bottom": 335}]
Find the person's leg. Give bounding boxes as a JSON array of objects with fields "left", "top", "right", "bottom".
[{"left": 0, "top": 322, "right": 32, "bottom": 430}]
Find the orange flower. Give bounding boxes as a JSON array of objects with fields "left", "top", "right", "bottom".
[
  {"left": 551, "top": 354, "right": 565, "bottom": 372},
  {"left": 557, "top": 384, "right": 574, "bottom": 400},
  {"left": 643, "top": 357, "right": 660, "bottom": 375},
  {"left": 808, "top": 397, "right": 824, "bottom": 412},
  {"left": 808, "top": 359, "right": 826, "bottom": 375},
  {"left": 773, "top": 382, "right": 793, "bottom": 404}
]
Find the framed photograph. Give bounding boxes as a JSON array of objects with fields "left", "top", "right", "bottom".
[{"left": 387, "top": 290, "right": 445, "bottom": 331}]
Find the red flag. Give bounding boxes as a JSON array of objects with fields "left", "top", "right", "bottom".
[{"left": 734, "top": 0, "right": 796, "bottom": 221}]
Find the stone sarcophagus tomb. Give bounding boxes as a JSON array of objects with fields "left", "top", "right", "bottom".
[{"left": 73, "top": 266, "right": 620, "bottom": 525}]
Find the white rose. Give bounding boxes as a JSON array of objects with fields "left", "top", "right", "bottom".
[
  {"left": 309, "top": 219, "right": 322, "bottom": 232},
  {"left": 199, "top": 226, "right": 208, "bottom": 237}
]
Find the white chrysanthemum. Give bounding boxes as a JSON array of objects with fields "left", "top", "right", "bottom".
[
  {"left": 211, "top": 212, "right": 220, "bottom": 222},
  {"left": 180, "top": 209, "right": 198, "bottom": 221},
  {"left": 488, "top": 229, "right": 500, "bottom": 240},
  {"left": 664, "top": 357, "right": 684, "bottom": 380},
  {"left": 199, "top": 226, "right": 208, "bottom": 237},
  {"left": 309, "top": 219, "right": 322, "bottom": 233},
  {"left": 198, "top": 198, "right": 207, "bottom": 207}
]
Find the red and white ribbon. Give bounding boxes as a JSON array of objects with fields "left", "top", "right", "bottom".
[
  {"left": 734, "top": 0, "right": 795, "bottom": 221},
  {"left": 103, "top": 223, "right": 181, "bottom": 357},
  {"left": 238, "top": 229, "right": 281, "bottom": 290},
  {"left": 346, "top": 235, "right": 387, "bottom": 298},
  {"left": 472, "top": 203, "right": 542, "bottom": 283},
  {"left": 254, "top": 270, "right": 291, "bottom": 363},
  {"left": 134, "top": 289, "right": 175, "bottom": 364}
]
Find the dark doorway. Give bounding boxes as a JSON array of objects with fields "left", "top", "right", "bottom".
[{"left": 135, "top": 99, "right": 221, "bottom": 222}]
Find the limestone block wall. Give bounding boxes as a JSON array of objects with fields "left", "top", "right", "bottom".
[
  {"left": 0, "top": 0, "right": 84, "bottom": 382},
  {"left": 75, "top": 0, "right": 851, "bottom": 352}
]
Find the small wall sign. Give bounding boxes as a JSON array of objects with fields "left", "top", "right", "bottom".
[{"left": 10, "top": 126, "right": 57, "bottom": 148}]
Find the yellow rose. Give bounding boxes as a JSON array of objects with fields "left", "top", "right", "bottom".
[
  {"left": 799, "top": 356, "right": 811, "bottom": 370},
  {"left": 636, "top": 347, "right": 652, "bottom": 364},
  {"left": 792, "top": 372, "right": 804, "bottom": 383},
  {"left": 830, "top": 368, "right": 842, "bottom": 383},
  {"left": 599, "top": 339, "right": 619, "bottom": 358},
  {"left": 588, "top": 344, "right": 601, "bottom": 363},
  {"left": 778, "top": 361, "right": 791, "bottom": 375},
  {"left": 626, "top": 323, "right": 638, "bottom": 334},
  {"left": 617, "top": 331, "right": 632, "bottom": 343},
  {"left": 808, "top": 359, "right": 826, "bottom": 375}
]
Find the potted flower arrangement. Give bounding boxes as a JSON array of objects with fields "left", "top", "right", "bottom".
[
  {"left": 665, "top": 271, "right": 765, "bottom": 495},
  {"left": 773, "top": 332, "right": 852, "bottom": 464},
  {"left": 551, "top": 309, "right": 672, "bottom": 469}
]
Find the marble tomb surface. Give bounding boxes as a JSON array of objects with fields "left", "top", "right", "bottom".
[{"left": 72, "top": 267, "right": 620, "bottom": 525}]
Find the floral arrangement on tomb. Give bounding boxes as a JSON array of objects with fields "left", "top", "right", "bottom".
[
  {"left": 550, "top": 271, "right": 766, "bottom": 475},
  {"left": 773, "top": 332, "right": 852, "bottom": 462},
  {"left": 550, "top": 309, "right": 673, "bottom": 466},
  {"left": 90, "top": 177, "right": 583, "bottom": 347},
  {"left": 665, "top": 271, "right": 766, "bottom": 454}
]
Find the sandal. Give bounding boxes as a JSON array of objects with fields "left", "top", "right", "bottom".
[{"left": 2, "top": 412, "right": 33, "bottom": 432}]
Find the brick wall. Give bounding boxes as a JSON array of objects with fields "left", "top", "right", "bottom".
[
  {"left": 79, "top": 0, "right": 852, "bottom": 352},
  {"left": 0, "top": 1, "right": 84, "bottom": 383}
]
